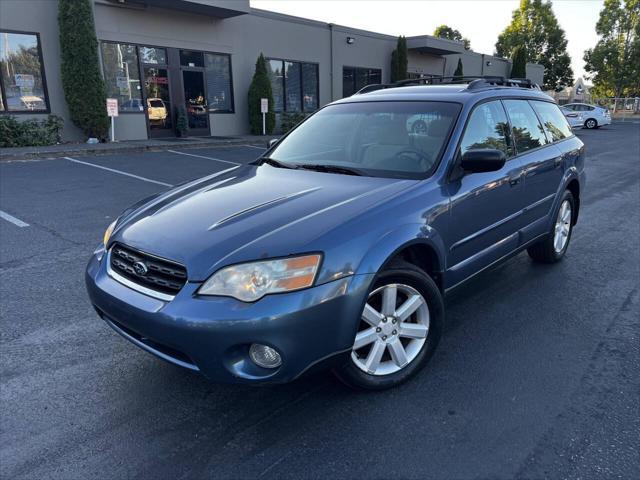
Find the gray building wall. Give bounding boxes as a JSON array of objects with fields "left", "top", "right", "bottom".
[{"left": 1, "top": 1, "right": 545, "bottom": 142}]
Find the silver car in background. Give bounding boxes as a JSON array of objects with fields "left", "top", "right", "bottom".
[{"left": 561, "top": 103, "right": 611, "bottom": 129}]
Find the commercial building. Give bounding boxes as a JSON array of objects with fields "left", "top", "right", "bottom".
[{"left": 0, "top": 0, "right": 545, "bottom": 141}]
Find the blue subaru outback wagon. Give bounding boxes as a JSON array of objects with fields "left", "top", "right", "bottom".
[{"left": 86, "top": 77, "right": 585, "bottom": 389}]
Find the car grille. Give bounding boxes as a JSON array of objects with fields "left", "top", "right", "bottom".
[{"left": 109, "top": 243, "right": 187, "bottom": 296}]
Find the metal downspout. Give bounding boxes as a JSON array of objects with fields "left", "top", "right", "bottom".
[{"left": 329, "top": 23, "right": 334, "bottom": 100}]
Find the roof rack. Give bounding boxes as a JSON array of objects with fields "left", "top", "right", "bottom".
[{"left": 353, "top": 75, "right": 540, "bottom": 95}]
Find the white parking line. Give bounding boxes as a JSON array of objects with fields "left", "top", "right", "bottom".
[
  {"left": 237, "top": 144, "right": 267, "bottom": 150},
  {"left": 64, "top": 157, "right": 173, "bottom": 187},
  {"left": 166, "top": 149, "right": 241, "bottom": 165},
  {"left": 0, "top": 210, "right": 30, "bottom": 228}
]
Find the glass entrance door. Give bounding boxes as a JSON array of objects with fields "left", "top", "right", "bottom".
[
  {"left": 143, "top": 66, "right": 173, "bottom": 137},
  {"left": 182, "top": 70, "right": 209, "bottom": 136}
]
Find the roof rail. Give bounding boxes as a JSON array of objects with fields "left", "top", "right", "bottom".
[{"left": 352, "top": 75, "right": 540, "bottom": 95}]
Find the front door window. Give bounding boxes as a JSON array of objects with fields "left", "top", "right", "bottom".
[{"left": 182, "top": 70, "right": 208, "bottom": 131}]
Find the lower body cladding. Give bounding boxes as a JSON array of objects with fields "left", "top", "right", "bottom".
[{"left": 85, "top": 252, "right": 374, "bottom": 384}]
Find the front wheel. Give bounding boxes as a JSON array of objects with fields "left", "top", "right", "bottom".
[
  {"left": 527, "top": 190, "right": 575, "bottom": 263},
  {"left": 584, "top": 118, "right": 598, "bottom": 129},
  {"left": 334, "top": 261, "right": 443, "bottom": 390}
]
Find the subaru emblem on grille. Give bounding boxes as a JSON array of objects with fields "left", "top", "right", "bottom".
[{"left": 133, "top": 261, "right": 148, "bottom": 276}]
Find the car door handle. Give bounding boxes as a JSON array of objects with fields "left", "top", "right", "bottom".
[{"left": 509, "top": 174, "right": 522, "bottom": 186}]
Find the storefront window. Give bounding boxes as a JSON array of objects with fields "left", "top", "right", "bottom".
[
  {"left": 285, "top": 61, "right": 301, "bottom": 112},
  {"left": 180, "top": 50, "right": 204, "bottom": 68},
  {"left": 267, "top": 58, "right": 318, "bottom": 113},
  {"left": 100, "top": 42, "right": 142, "bottom": 112},
  {"left": 268, "top": 59, "right": 284, "bottom": 112},
  {"left": 343, "top": 66, "right": 382, "bottom": 97},
  {"left": 140, "top": 47, "right": 166, "bottom": 65},
  {"left": 0, "top": 31, "right": 49, "bottom": 112},
  {"left": 205, "top": 53, "right": 233, "bottom": 112},
  {"left": 302, "top": 63, "right": 318, "bottom": 112}
]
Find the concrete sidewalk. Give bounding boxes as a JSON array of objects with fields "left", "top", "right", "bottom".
[{"left": 0, "top": 134, "right": 277, "bottom": 161}]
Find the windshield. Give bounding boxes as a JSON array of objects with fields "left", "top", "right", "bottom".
[{"left": 267, "top": 101, "right": 461, "bottom": 179}]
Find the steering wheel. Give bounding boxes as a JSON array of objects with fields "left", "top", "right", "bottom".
[{"left": 392, "top": 148, "right": 431, "bottom": 171}]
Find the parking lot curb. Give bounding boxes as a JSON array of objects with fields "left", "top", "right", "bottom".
[{"left": 0, "top": 138, "right": 271, "bottom": 162}]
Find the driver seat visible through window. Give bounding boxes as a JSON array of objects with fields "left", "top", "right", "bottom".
[{"left": 361, "top": 116, "right": 411, "bottom": 170}]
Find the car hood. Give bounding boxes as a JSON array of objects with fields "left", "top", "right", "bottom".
[{"left": 113, "top": 164, "right": 414, "bottom": 281}]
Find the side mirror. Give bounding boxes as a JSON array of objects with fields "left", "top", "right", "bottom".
[
  {"left": 268, "top": 138, "right": 279, "bottom": 148},
  {"left": 461, "top": 149, "right": 506, "bottom": 173}
]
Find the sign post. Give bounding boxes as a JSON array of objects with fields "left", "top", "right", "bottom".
[
  {"left": 106, "top": 98, "right": 119, "bottom": 142},
  {"left": 260, "top": 98, "right": 268, "bottom": 136}
]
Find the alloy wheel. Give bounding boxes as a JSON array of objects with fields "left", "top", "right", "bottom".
[
  {"left": 351, "top": 283, "right": 429, "bottom": 376},
  {"left": 585, "top": 119, "right": 597, "bottom": 129},
  {"left": 554, "top": 200, "right": 572, "bottom": 253}
]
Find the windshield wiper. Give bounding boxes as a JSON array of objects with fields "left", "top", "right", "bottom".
[
  {"left": 298, "top": 164, "right": 364, "bottom": 176},
  {"left": 255, "top": 157, "right": 300, "bottom": 170}
]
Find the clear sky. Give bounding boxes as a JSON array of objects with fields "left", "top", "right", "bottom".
[{"left": 251, "top": 0, "right": 604, "bottom": 81}]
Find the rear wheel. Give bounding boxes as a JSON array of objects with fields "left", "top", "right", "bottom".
[
  {"left": 527, "top": 190, "right": 575, "bottom": 263},
  {"left": 334, "top": 261, "right": 443, "bottom": 390},
  {"left": 584, "top": 118, "right": 598, "bottom": 129}
]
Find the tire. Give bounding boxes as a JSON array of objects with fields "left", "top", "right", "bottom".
[
  {"left": 333, "top": 261, "right": 444, "bottom": 390},
  {"left": 584, "top": 118, "right": 598, "bottom": 129},
  {"left": 527, "top": 190, "right": 575, "bottom": 263}
]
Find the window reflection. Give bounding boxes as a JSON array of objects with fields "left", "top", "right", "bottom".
[
  {"left": 503, "top": 100, "right": 549, "bottom": 153},
  {"left": 531, "top": 100, "right": 572, "bottom": 142},
  {"left": 460, "top": 101, "right": 513, "bottom": 157},
  {"left": 0, "top": 31, "right": 48, "bottom": 111},
  {"left": 205, "top": 53, "right": 232, "bottom": 112},
  {"left": 144, "top": 67, "right": 171, "bottom": 130},
  {"left": 101, "top": 42, "right": 142, "bottom": 112},
  {"left": 267, "top": 58, "right": 318, "bottom": 113},
  {"left": 139, "top": 47, "right": 166, "bottom": 65}
]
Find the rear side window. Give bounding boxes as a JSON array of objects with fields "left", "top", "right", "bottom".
[
  {"left": 460, "top": 100, "right": 514, "bottom": 158},
  {"left": 530, "top": 100, "right": 573, "bottom": 142},
  {"left": 503, "top": 99, "right": 549, "bottom": 154}
]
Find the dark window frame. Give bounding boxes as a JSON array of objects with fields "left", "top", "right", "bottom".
[
  {"left": 342, "top": 65, "right": 382, "bottom": 97},
  {"left": 266, "top": 57, "right": 320, "bottom": 113},
  {"left": 0, "top": 29, "right": 50, "bottom": 114},
  {"left": 100, "top": 40, "right": 235, "bottom": 115}
]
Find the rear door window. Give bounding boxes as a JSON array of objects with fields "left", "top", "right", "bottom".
[
  {"left": 503, "top": 99, "right": 549, "bottom": 154},
  {"left": 460, "top": 100, "right": 514, "bottom": 158},
  {"left": 530, "top": 100, "right": 573, "bottom": 142}
]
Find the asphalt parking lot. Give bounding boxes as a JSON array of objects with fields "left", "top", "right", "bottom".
[{"left": 1, "top": 125, "right": 639, "bottom": 479}]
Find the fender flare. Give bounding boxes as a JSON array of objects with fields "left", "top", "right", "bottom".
[{"left": 355, "top": 223, "right": 447, "bottom": 280}]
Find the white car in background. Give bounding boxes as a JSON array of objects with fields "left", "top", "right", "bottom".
[{"left": 560, "top": 103, "right": 611, "bottom": 129}]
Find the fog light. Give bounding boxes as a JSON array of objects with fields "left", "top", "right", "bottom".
[{"left": 249, "top": 344, "right": 282, "bottom": 369}]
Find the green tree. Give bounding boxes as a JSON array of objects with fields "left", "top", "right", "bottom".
[
  {"left": 390, "top": 36, "right": 408, "bottom": 83},
  {"left": 248, "top": 53, "right": 275, "bottom": 134},
  {"left": 434, "top": 25, "right": 471, "bottom": 50},
  {"left": 58, "top": 0, "right": 109, "bottom": 139},
  {"left": 510, "top": 45, "right": 528, "bottom": 78},
  {"left": 453, "top": 58, "right": 464, "bottom": 79},
  {"left": 495, "top": 0, "right": 573, "bottom": 91},
  {"left": 390, "top": 49, "right": 399, "bottom": 83},
  {"left": 583, "top": 0, "right": 640, "bottom": 98}
]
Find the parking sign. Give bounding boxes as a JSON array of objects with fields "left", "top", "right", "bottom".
[{"left": 106, "top": 98, "right": 119, "bottom": 117}]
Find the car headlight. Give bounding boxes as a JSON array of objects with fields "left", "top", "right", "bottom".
[
  {"left": 198, "top": 254, "right": 322, "bottom": 302},
  {"left": 103, "top": 219, "right": 117, "bottom": 247}
]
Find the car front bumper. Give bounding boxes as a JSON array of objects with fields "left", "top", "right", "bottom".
[{"left": 85, "top": 248, "right": 374, "bottom": 384}]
